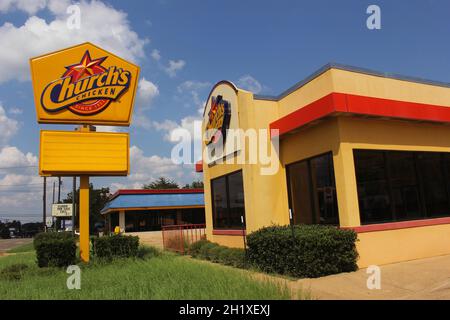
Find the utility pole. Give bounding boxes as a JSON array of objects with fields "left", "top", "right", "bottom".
[
  {"left": 72, "top": 177, "right": 76, "bottom": 235},
  {"left": 43, "top": 177, "right": 47, "bottom": 232},
  {"left": 58, "top": 177, "right": 61, "bottom": 203},
  {"left": 52, "top": 181, "right": 56, "bottom": 231},
  {"left": 58, "top": 177, "right": 64, "bottom": 230}
]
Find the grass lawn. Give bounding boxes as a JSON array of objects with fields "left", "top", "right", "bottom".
[{"left": 0, "top": 248, "right": 298, "bottom": 300}]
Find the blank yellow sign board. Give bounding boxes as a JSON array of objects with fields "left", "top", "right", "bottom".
[
  {"left": 30, "top": 42, "right": 139, "bottom": 126},
  {"left": 39, "top": 130, "right": 129, "bottom": 176}
]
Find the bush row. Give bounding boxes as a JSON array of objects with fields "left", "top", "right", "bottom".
[
  {"left": 92, "top": 234, "right": 140, "bottom": 260},
  {"left": 246, "top": 225, "right": 359, "bottom": 278},
  {"left": 34, "top": 232, "right": 76, "bottom": 268},
  {"left": 188, "top": 240, "right": 246, "bottom": 268}
]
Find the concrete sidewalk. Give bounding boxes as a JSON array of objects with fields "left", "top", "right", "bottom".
[{"left": 296, "top": 254, "right": 450, "bottom": 300}]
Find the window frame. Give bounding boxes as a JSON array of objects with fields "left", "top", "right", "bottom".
[
  {"left": 210, "top": 170, "right": 246, "bottom": 230},
  {"left": 353, "top": 149, "right": 450, "bottom": 225},
  {"left": 286, "top": 151, "right": 340, "bottom": 226}
]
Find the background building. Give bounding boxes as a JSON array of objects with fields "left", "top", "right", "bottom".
[{"left": 101, "top": 189, "right": 205, "bottom": 233}]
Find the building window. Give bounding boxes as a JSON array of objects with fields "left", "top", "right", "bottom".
[
  {"left": 354, "top": 149, "right": 450, "bottom": 224},
  {"left": 211, "top": 170, "right": 246, "bottom": 229},
  {"left": 287, "top": 152, "right": 339, "bottom": 225}
]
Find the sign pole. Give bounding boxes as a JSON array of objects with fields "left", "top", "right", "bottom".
[
  {"left": 79, "top": 175, "right": 90, "bottom": 263},
  {"left": 72, "top": 177, "right": 76, "bottom": 236},
  {"left": 43, "top": 177, "right": 47, "bottom": 232}
]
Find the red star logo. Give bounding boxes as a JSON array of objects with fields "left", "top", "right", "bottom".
[{"left": 63, "top": 50, "right": 107, "bottom": 83}]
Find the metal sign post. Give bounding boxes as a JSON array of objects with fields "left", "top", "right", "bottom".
[{"left": 79, "top": 175, "right": 90, "bottom": 262}]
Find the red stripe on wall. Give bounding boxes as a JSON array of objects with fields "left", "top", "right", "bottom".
[
  {"left": 270, "top": 92, "right": 450, "bottom": 137},
  {"left": 342, "top": 217, "right": 450, "bottom": 233},
  {"left": 212, "top": 229, "right": 246, "bottom": 236}
]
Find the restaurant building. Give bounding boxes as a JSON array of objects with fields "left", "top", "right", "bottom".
[
  {"left": 101, "top": 189, "right": 205, "bottom": 233},
  {"left": 197, "top": 63, "right": 450, "bottom": 267}
]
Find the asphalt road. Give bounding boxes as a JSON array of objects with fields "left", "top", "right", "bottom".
[{"left": 0, "top": 238, "right": 32, "bottom": 253}]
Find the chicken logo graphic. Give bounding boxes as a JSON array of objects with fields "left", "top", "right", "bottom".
[
  {"left": 40, "top": 50, "right": 131, "bottom": 115},
  {"left": 205, "top": 95, "right": 231, "bottom": 145}
]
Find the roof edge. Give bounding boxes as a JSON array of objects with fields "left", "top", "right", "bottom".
[
  {"left": 253, "top": 62, "right": 450, "bottom": 102},
  {"left": 108, "top": 188, "right": 204, "bottom": 201}
]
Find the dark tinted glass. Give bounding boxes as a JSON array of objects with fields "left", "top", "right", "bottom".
[
  {"left": 211, "top": 176, "right": 228, "bottom": 228},
  {"left": 211, "top": 171, "right": 246, "bottom": 229},
  {"left": 287, "top": 152, "right": 339, "bottom": 226},
  {"left": 354, "top": 149, "right": 450, "bottom": 224}
]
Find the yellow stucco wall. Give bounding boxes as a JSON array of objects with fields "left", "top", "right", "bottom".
[
  {"left": 357, "top": 224, "right": 450, "bottom": 267},
  {"left": 202, "top": 66, "right": 450, "bottom": 266}
]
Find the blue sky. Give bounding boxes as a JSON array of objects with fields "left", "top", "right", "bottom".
[{"left": 1, "top": 0, "right": 450, "bottom": 222}]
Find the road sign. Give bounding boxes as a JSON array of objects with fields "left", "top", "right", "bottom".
[
  {"left": 39, "top": 130, "right": 129, "bottom": 176},
  {"left": 45, "top": 217, "right": 53, "bottom": 228},
  {"left": 51, "top": 204, "right": 73, "bottom": 217},
  {"left": 30, "top": 42, "right": 139, "bottom": 126}
]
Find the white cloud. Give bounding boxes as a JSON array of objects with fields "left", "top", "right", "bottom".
[
  {"left": 95, "top": 126, "right": 122, "bottom": 133},
  {"left": 0, "top": 146, "right": 42, "bottom": 221},
  {"left": 8, "top": 107, "right": 23, "bottom": 115},
  {"left": 0, "top": 104, "right": 19, "bottom": 145},
  {"left": 237, "top": 75, "right": 263, "bottom": 94},
  {"left": 138, "top": 78, "right": 159, "bottom": 106},
  {"left": 0, "top": 146, "right": 37, "bottom": 168},
  {"left": 0, "top": 0, "right": 148, "bottom": 83},
  {"left": 164, "top": 59, "right": 185, "bottom": 77},
  {"left": 151, "top": 49, "right": 161, "bottom": 61},
  {"left": 132, "top": 78, "right": 159, "bottom": 130},
  {"left": 177, "top": 80, "right": 210, "bottom": 94},
  {"left": 123, "top": 145, "right": 188, "bottom": 187}
]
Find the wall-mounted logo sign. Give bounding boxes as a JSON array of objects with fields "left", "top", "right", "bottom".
[
  {"left": 204, "top": 95, "right": 231, "bottom": 145},
  {"left": 30, "top": 42, "right": 139, "bottom": 126},
  {"left": 202, "top": 81, "right": 240, "bottom": 164}
]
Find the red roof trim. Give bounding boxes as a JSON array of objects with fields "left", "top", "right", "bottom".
[
  {"left": 270, "top": 92, "right": 450, "bottom": 138},
  {"left": 109, "top": 188, "right": 204, "bottom": 200},
  {"left": 195, "top": 160, "right": 203, "bottom": 173}
]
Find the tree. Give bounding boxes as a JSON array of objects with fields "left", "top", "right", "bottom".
[
  {"left": 183, "top": 180, "right": 204, "bottom": 189},
  {"left": 143, "top": 177, "right": 179, "bottom": 190},
  {"left": 63, "top": 184, "right": 111, "bottom": 233}
]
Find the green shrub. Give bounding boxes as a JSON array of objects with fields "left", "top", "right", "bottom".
[
  {"left": 220, "top": 248, "right": 246, "bottom": 268},
  {"left": 137, "top": 245, "right": 161, "bottom": 259},
  {"left": 198, "top": 242, "right": 219, "bottom": 260},
  {"left": 188, "top": 240, "right": 247, "bottom": 268},
  {"left": 92, "top": 234, "right": 139, "bottom": 260},
  {"left": 33, "top": 232, "right": 76, "bottom": 268},
  {"left": 208, "top": 245, "right": 227, "bottom": 263},
  {"left": 247, "top": 225, "right": 359, "bottom": 278},
  {"left": 0, "top": 263, "right": 29, "bottom": 281},
  {"left": 187, "top": 239, "right": 210, "bottom": 257}
]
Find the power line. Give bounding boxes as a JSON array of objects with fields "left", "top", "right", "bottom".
[
  {"left": 0, "top": 165, "right": 38, "bottom": 170},
  {"left": 0, "top": 183, "right": 48, "bottom": 187}
]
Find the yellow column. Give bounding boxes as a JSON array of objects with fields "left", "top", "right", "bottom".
[
  {"left": 333, "top": 143, "right": 361, "bottom": 227},
  {"left": 79, "top": 175, "right": 90, "bottom": 263},
  {"left": 119, "top": 210, "right": 125, "bottom": 233}
]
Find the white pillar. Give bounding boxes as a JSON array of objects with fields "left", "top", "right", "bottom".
[{"left": 119, "top": 210, "right": 126, "bottom": 233}]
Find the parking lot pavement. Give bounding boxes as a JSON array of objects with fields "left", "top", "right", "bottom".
[{"left": 0, "top": 238, "right": 32, "bottom": 253}]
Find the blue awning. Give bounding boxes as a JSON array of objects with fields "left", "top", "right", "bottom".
[{"left": 101, "top": 191, "right": 205, "bottom": 214}]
